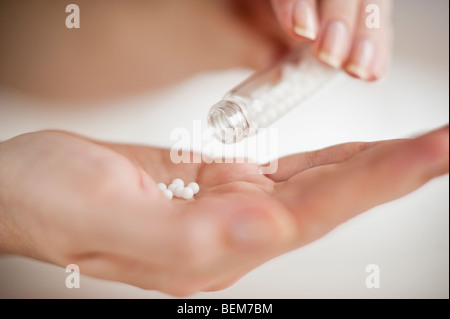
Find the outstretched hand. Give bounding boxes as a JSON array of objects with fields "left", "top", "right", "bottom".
[{"left": 0, "top": 126, "right": 447, "bottom": 296}]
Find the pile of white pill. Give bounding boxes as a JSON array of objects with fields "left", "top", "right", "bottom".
[
  {"left": 157, "top": 178, "right": 200, "bottom": 200},
  {"left": 249, "top": 50, "right": 338, "bottom": 128}
]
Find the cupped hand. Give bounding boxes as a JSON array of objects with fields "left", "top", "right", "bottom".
[{"left": 0, "top": 126, "right": 447, "bottom": 296}]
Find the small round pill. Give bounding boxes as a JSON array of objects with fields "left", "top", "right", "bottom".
[
  {"left": 251, "top": 99, "right": 265, "bottom": 112},
  {"left": 181, "top": 187, "right": 194, "bottom": 199},
  {"left": 171, "top": 178, "right": 184, "bottom": 187},
  {"left": 162, "top": 189, "right": 173, "bottom": 200},
  {"left": 187, "top": 182, "right": 200, "bottom": 194},
  {"left": 267, "top": 108, "right": 278, "bottom": 120},
  {"left": 173, "top": 185, "right": 184, "bottom": 197},
  {"left": 168, "top": 183, "right": 178, "bottom": 192},
  {"left": 157, "top": 183, "right": 167, "bottom": 191}
]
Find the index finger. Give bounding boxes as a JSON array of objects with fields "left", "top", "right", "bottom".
[
  {"left": 275, "top": 126, "right": 449, "bottom": 245},
  {"left": 271, "top": 0, "right": 319, "bottom": 40}
]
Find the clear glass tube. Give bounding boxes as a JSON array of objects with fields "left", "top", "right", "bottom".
[{"left": 208, "top": 45, "right": 339, "bottom": 144}]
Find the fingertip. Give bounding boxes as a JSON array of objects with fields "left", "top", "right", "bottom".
[
  {"left": 292, "top": 1, "right": 318, "bottom": 41},
  {"left": 344, "top": 38, "right": 376, "bottom": 81},
  {"left": 345, "top": 1, "right": 394, "bottom": 82},
  {"left": 344, "top": 43, "right": 390, "bottom": 82},
  {"left": 385, "top": 126, "right": 450, "bottom": 183},
  {"left": 272, "top": 0, "right": 318, "bottom": 41},
  {"left": 414, "top": 125, "right": 449, "bottom": 164},
  {"left": 316, "top": 20, "right": 350, "bottom": 69},
  {"left": 413, "top": 124, "right": 449, "bottom": 145},
  {"left": 372, "top": 66, "right": 387, "bottom": 81}
]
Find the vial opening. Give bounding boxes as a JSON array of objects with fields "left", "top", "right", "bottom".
[{"left": 207, "top": 100, "right": 250, "bottom": 144}]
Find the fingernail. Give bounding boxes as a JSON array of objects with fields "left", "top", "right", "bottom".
[
  {"left": 347, "top": 39, "right": 375, "bottom": 80},
  {"left": 293, "top": 1, "right": 317, "bottom": 40},
  {"left": 372, "top": 55, "right": 387, "bottom": 80},
  {"left": 230, "top": 215, "right": 275, "bottom": 247},
  {"left": 318, "top": 20, "right": 348, "bottom": 68}
]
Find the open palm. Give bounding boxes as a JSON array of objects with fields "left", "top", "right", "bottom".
[{"left": 0, "top": 127, "right": 447, "bottom": 296}]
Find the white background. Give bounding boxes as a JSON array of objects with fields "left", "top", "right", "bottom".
[{"left": 0, "top": 0, "right": 448, "bottom": 298}]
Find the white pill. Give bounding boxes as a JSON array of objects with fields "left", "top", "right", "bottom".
[
  {"left": 266, "top": 96, "right": 278, "bottom": 108},
  {"left": 251, "top": 99, "right": 265, "bottom": 112},
  {"left": 181, "top": 187, "right": 194, "bottom": 199},
  {"left": 171, "top": 178, "right": 184, "bottom": 187},
  {"left": 168, "top": 183, "right": 178, "bottom": 192},
  {"left": 162, "top": 189, "right": 173, "bottom": 200},
  {"left": 187, "top": 182, "right": 200, "bottom": 194},
  {"left": 267, "top": 108, "right": 278, "bottom": 120},
  {"left": 157, "top": 183, "right": 167, "bottom": 191},
  {"left": 277, "top": 102, "right": 287, "bottom": 113},
  {"left": 173, "top": 185, "right": 184, "bottom": 197}
]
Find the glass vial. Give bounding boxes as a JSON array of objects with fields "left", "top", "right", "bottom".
[{"left": 207, "top": 45, "right": 339, "bottom": 144}]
